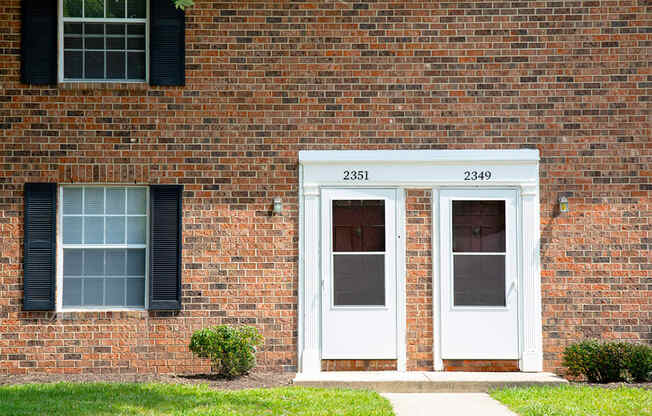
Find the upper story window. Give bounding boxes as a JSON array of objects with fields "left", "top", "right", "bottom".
[{"left": 60, "top": 0, "right": 147, "bottom": 82}]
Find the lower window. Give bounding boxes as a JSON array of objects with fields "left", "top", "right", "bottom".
[{"left": 61, "top": 186, "right": 147, "bottom": 308}]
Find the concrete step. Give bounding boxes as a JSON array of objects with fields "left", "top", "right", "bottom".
[{"left": 292, "top": 371, "right": 567, "bottom": 393}]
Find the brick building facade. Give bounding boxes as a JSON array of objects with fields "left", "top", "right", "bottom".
[{"left": 0, "top": 0, "right": 650, "bottom": 376}]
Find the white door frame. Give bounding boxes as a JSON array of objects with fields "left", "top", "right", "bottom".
[{"left": 298, "top": 150, "right": 542, "bottom": 374}]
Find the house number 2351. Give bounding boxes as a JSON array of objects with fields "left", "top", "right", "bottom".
[{"left": 343, "top": 170, "right": 369, "bottom": 181}]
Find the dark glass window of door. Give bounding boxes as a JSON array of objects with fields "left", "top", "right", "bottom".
[
  {"left": 452, "top": 200, "right": 506, "bottom": 306},
  {"left": 332, "top": 200, "right": 385, "bottom": 306}
]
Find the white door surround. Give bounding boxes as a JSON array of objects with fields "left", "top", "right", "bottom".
[{"left": 298, "top": 150, "right": 542, "bottom": 374}]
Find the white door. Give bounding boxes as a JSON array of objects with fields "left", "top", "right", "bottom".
[
  {"left": 321, "top": 188, "right": 397, "bottom": 359},
  {"left": 440, "top": 189, "right": 519, "bottom": 359}
]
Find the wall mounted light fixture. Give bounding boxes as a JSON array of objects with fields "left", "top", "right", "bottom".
[
  {"left": 272, "top": 197, "right": 283, "bottom": 215},
  {"left": 558, "top": 196, "right": 569, "bottom": 213}
]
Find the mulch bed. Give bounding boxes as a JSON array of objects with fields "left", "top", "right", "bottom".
[{"left": 0, "top": 371, "right": 296, "bottom": 390}]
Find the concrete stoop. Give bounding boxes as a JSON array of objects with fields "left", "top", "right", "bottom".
[{"left": 292, "top": 371, "right": 567, "bottom": 393}]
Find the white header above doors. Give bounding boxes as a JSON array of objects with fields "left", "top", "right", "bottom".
[{"left": 299, "top": 149, "right": 540, "bottom": 190}]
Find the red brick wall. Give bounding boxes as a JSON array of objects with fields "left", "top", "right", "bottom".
[
  {"left": 1, "top": 0, "right": 650, "bottom": 375},
  {"left": 406, "top": 190, "right": 433, "bottom": 371}
]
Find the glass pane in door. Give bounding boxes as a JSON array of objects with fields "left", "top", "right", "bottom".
[
  {"left": 332, "top": 200, "right": 385, "bottom": 306},
  {"left": 452, "top": 200, "right": 506, "bottom": 306}
]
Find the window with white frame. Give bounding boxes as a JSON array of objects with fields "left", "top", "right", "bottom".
[
  {"left": 61, "top": 186, "right": 148, "bottom": 308},
  {"left": 61, "top": 0, "right": 147, "bottom": 81}
]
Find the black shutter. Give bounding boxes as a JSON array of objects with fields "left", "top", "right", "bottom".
[
  {"left": 21, "top": 0, "right": 57, "bottom": 85},
  {"left": 23, "top": 183, "right": 56, "bottom": 311},
  {"left": 150, "top": 0, "right": 185, "bottom": 86},
  {"left": 149, "top": 185, "right": 183, "bottom": 310}
]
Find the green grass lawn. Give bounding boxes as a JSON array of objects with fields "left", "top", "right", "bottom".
[
  {"left": 491, "top": 385, "right": 652, "bottom": 416},
  {"left": 0, "top": 383, "right": 394, "bottom": 416}
]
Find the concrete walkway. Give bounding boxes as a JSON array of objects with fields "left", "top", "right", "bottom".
[{"left": 382, "top": 393, "right": 517, "bottom": 416}]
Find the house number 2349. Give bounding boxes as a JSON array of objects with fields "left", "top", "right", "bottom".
[{"left": 343, "top": 170, "right": 369, "bottom": 181}]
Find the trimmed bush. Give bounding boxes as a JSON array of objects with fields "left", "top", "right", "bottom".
[
  {"left": 189, "top": 325, "right": 263, "bottom": 378},
  {"left": 625, "top": 344, "right": 652, "bottom": 382},
  {"left": 562, "top": 340, "right": 652, "bottom": 383}
]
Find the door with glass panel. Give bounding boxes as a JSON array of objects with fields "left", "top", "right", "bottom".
[
  {"left": 440, "top": 189, "right": 519, "bottom": 359},
  {"left": 321, "top": 188, "right": 397, "bottom": 359}
]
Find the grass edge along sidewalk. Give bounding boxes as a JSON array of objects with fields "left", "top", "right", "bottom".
[
  {"left": 0, "top": 383, "right": 395, "bottom": 416},
  {"left": 491, "top": 384, "right": 652, "bottom": 416}
]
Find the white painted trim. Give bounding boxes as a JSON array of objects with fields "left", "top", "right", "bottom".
[
  {"left": 56, "top": 185, "right": 150, "bottom": 312},
  {"left": 431, "top": 187, "right": 443, "bottom": 371},
  {"left": 58, "top": 0, "right": 150, "bottom": 83},
  {"left": 299, "top": 183, "right": 321, "bottom": 373},
  {"left": 300, "top": 150, "right": 540, "bottom": 164},
  {"left": 396, "top": 188, "right": 407, "bottom": 372},
  {"left": 298, "top": 149, "right": 542, "bottom": 374}
]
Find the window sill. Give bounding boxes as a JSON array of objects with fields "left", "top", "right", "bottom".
[{"left": 58, "top": 81, "right": 150, "bottom": 91}]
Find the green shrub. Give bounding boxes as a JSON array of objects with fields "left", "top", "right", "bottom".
[
  {"left": 189, "top": 325, "right": 263, "bottom": 378},
  {"left": 625, "top": 343, "right": 652, "bottom": 382},
  {"left": 562, "top": 340, "right": 652, "bottom": 383}
]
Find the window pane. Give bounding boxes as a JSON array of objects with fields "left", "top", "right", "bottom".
[
  {"left": 84, "top": 0, "right": 104, "bottom": 17},
  {"left": 64, "top": 51, "right": 83, "bottom": 79},
  {"left": 64, "top": 36, "right": 83, "bottom": 49},
  {"left": 127, "top": 24, "right": 145, "bottom": 35},
  {"left": 63, "top": 216, "right": 82, "bottom": 244},
  {"left": 107, "top": 52, "right": 126, "bottom": 79},
  {"left": 63, "top": 188, "right": 82, "bottom": 214},
  {"left": 127, "top": 217, "right": 146, "bottom": 244},
  {"left": 63, "top": 0, "right": 82, "bottom": 17},
  {"left": 106, "top": 217, "right": 125, "bottom": 243},
  {"left": 127, "top": 188, "right": 146, "bottom": 214},
  {"left": 106, "top": 278, "right": 125, "bottom": 305},
  {"left": 333, "top": 200, "right": 385, "bottom": 252},
  {"left": 65, "top": 23, "right": 83, "bottom": 35},
  {"left": 453, "top": 255, "right": 505, "bottom": 307},
  {"left": 333, "top": 254, "right": 384, "bottom": 306},
  {"left": 107, "top": 0, "right": 125, "bottom": 18},
  {"left": 83, "top": 250, "right": 104, "bottom": 276},
  {"left": 84, "top": 217, "right": 104, "bottom": 244},
  {"left": 85, "top": 51, "right": 105, "bottom": 79},
  {"left": 63, "top": 278, "right": 82, "bottom": 306},
  {"left": 64, "top": 249, "right": 83, "bottom": 276},
  {"left": 84, "top": 23, "right": 104, "bottom": 35},
  {"left": 127, "top": 249, "right": 145, "bottom": 276},
  {"left": 85, "top": 36, "right": 104, "bottom": 50},
  {"left": 127, "top": 37, "right": 145, "bottom": 50},
  {"left": 106, "top": 249, "right": 126, "bottom": 275},
  {"left": 127, "top": 52, "right": 145, "bottom": 80},
  {"left": 107, "top": 38, "right": 126, "bottom": 50},
  {"left": 84, "top": 188, "right": 104, "bottom": 214},
  {"left": 127, "top": 0, "right": 146, "bottom": 18},
  {"left": 107, "top": 24, "right": 125, "bottom": 35},
  {"left": 453, "top": 200, "right": 505, "bottom": 253},
  {"left": 83, "top": 278, "right": 103, "bottom": 305},
  {"left": 126, "top": 278, "right": 145, "bottom": 306},
  {"left": 106, "top": 188, "right": 125, "bottom": 214}
]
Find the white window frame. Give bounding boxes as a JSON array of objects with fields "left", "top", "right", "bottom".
[
  {"left": 56, "top": 185, "right": 150, "bottom": 311},
  {"left": 58, "top": 0, "right": 150, "bottom": 83}
]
